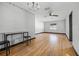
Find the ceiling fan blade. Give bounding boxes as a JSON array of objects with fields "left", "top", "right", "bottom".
[{"left": 52, "top": 15, "right": 59, "bottom": 17}]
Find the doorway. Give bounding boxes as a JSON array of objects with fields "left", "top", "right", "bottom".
[{"left": 69, "top": 11, "right": 73, "bottom": 41}]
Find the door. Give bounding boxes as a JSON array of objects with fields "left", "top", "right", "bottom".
[{"left": 69, "top": 12, "right": 73, "bottom": 41}]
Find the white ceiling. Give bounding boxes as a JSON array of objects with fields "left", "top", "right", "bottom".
[{"left": 10, "top": 2, "right": 79, "bottom": 22}]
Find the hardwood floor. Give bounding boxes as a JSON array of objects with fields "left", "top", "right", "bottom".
[{"left": 0, "top": 33, "right": 76, "bottom": 56}]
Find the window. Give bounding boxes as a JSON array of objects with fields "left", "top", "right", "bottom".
[{"left": 49, "top": 23, "right": 57, "bottom": 30}]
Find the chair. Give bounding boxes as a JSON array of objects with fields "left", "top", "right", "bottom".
[
  {"left": 23, "top": 32, "right": 31, "bottom": 45},
  {"left": 0, "top": 33, "right": 10, "bottom": 56}
]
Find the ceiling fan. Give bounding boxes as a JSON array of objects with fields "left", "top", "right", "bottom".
[
  {"left": 44, "top": 12, "right": 59, "bottom": 17},
  {"left": 49, "top": 12, "right": 59, "bottom": 17},
  {"left": 44, "top": 7, "right": 59, "bottom": 17}
]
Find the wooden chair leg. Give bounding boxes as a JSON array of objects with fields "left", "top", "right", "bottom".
[
  {"left": 8, "top": 42, "right": 10, "bottom": 54},
  {"left": 5, "top": 42, "right": 10, "bottom": 56},
  {"left": 5, "top": 43, "right": 8, "bottom": 56}
]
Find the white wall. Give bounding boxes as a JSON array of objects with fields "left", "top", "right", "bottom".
[
  {"left": 0, "top": 3, "right": 35, "bottom": 48},
  {"left": 72, "top": 8, "right": 79, "bottom": 55},
  {"left": 65, "top": 14, "right": 69, "bottom": 38},
  {"left": 44, "top": 20, "right": 66, "bottom": 33},
  {"left": 65, "top": 10, "right": 72, "bottom": 39},
  {"left": 0, "top": 3, "right": 35, "bottom": 36},
  {"left": 0, "top": 3, "right": 35, "bottom": 34},
  {"left": 35, "top": 15, "right": 44, "bottom": 33},
  {"left": 65, "top": 7, "right": 79, "bottom": 55}
]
